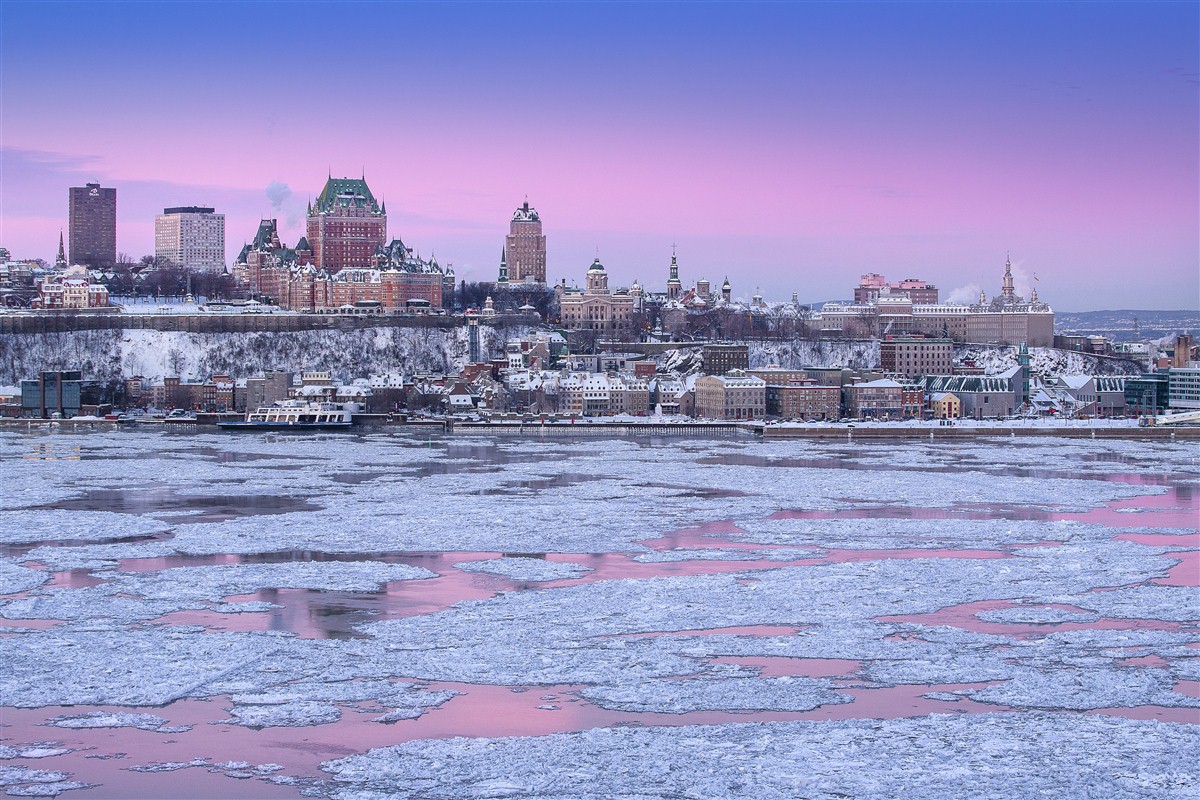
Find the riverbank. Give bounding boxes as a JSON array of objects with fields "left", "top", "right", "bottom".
[{"left": 2, "top": 416, "right": 1196, "bottom": 439}]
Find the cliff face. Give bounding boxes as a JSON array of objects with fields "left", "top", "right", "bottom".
[
  {"left": 0, "top": 328, "right": 1143, "bottom": 386},
  {"left": 0, "top": 326, "right": 511, "bottom": 384}
]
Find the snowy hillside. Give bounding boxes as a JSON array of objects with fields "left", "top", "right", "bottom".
[
  {"left": 749, "top": 340, "right": 880, "bottom": 370},
  {"left": 0, "top": 326, "right": 517, "bottom": 384},
  {"left": 954, "top": 344, "right": 1143, "bottom": 378}
]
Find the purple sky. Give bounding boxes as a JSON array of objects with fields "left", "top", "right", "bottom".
[{"left": 1, "top": 1, "right": 1196, "bottom": 309}]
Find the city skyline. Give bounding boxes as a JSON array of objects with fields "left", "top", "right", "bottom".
[{"left": 1, "top": 1, "right": 1196, "bottom": 310}]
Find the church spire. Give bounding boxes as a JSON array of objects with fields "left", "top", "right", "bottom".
[
  {"left": 498, "top": 246, "right": 509, "bottom": 283},
  {"left": 56, "top": 231, "right": 67, "bottom": 268},
  {"left": 1002, "top": 253, "right": 1016, "bottom": 299}
]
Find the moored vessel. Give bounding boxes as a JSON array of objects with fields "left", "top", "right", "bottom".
[{"left": 216, "top": 401, "right": 354, "bottom": 430}]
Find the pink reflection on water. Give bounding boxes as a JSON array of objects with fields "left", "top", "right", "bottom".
[{"left": 1154, "top": 549, "right": 1198, "bottom": 587}]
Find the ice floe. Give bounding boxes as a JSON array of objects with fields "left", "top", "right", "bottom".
[
  {"left": 454, "top": 557, "right": 592, "bottom": 581},
  {"left": 318, "top": 713, "right": 1200, "bottom": 800}
]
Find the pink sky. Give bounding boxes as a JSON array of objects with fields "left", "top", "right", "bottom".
[{"left": 1, "top": 2, "right": 1196, "bottom": 309}]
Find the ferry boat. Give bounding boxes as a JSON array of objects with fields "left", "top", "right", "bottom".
[{"left": 216, "top": 401, "right": 354, "bottom": 431}]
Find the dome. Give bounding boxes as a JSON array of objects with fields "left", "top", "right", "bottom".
[{"left": 588, "top": 258, "right": 605, "bottom": 272}]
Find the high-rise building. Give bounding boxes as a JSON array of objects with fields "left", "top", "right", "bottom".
[
  {"left": 306, "top": 176, "right": 387, "bottom": 272},
  {"left": 504, "top": 200, "right": 546, "bottom": 283},
  {"left": 68, "top": 183, "right": 117, "bottom": 266},
  {"left": 155, "top": 207, "right": 226, "bottom": 271}
]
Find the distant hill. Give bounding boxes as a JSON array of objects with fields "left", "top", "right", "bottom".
[{"left": 1053, "top": 310, "right": 1199, "bottom": 342}]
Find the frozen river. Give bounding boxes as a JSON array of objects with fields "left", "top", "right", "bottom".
[{"left": 0, "top": 429, "right": 1196, "bottom": 798}]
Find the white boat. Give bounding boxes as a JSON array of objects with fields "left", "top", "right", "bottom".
[{"left": 217, "top": 401, "right": 353, "bottom": 430}]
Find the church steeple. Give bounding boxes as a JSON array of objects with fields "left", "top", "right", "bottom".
[
  {"left": 55, "top": 231, "right": 67, "bottom": 268},
  {"left": 1002, "top": 254, "right": 1015, "bottom": 299},
  {"left": 498, "top": 247, "right": 509, "bottom": 283},
  {"left": 666, "top": 244, "right": 682, "bottom": 300}
]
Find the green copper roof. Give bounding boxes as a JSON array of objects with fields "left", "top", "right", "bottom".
[{"left": 314, "top": 177, "right": 381, "bottom": 214}]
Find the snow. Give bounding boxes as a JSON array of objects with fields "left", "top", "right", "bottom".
[
  {"left": 0, "top": 325, "right": 520, "bottom": 384},
  {"left": 318, "top": 714, "right": 1200, "bottom": 800}
]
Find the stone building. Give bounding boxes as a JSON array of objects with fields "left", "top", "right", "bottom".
[
  {"left": 695, "top": 371, "right": 766, "bottom": 420},
  {"left": 504, "top": 200, "right": 546, "bottom": 283},
  {"left": 559, "top": 259, "right": 634, "bottom": 334},
  {"left": 813, "top": 257, "right": 1053, "bottom": 346}
]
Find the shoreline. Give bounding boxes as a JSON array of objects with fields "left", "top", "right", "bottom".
[{"left": 1, "top": 417, "right": 1196, "bottom": 439}]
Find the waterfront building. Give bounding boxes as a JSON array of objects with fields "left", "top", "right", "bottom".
[
  {"left": 504, "top": 200, "right": 546, "bottom": 283},
  {"left": 558, "top": 259, "right": 635, "bottom": 334},
  {"left": 1124, "top": 371, "right": 1171, "bottom": 416},
  {"left": 306, "top": 176, "right": 387, "bottom": 272},
  {"left": 879, "top": 337, "right": 954, "bottom": 379},
  {"left": 931, "top": 392, "right": 961, "bottom": 419},
  {"left": 1055, "top": 376, "right": 1129, "bottom": 417},
  {"left": 1168, "top": 366, "right": 1200, "bottom": 410},
  {"left": 695, "top": 371, "right": 766, "bottom": 420},
  {"left": 20, "top": 371, "right": 82, "bottom": 418},
  {"left": 155, "top": 207, "right": 226, "bottom": 271},
  {"left": 68, "top": 183, "right": 117, "bottom": 266},
  {"left": 923, "top": 371, "right": 1024, "bottom": 419},
  {"left": 557, "top": 372, "right": 650, "bottom": 416},
  {"left": 763, "top": 381, "right": 841, "bottom": 420},
  {"left": 844, "top": 379, "right": 904, "bottom": 419}
]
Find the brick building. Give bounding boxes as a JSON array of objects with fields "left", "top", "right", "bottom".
[
  {"left": 702, "top": 344, "right": 750, "bottom": 375},
  {"left": 764, "top": 382, "right": 841, "bottom": 420},
  {"left": 880, "top": 337, "right": 953, "bottom": 379},
  {"left": 306, "top": 176, "right": 387, "bottom": 272}
]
